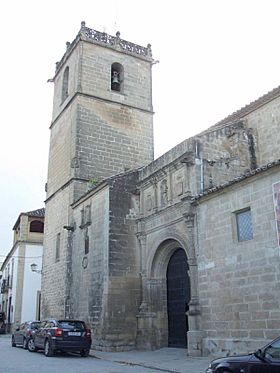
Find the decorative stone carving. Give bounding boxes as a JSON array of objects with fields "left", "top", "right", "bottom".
[
  {"left": 127, "top": 193, "right": 140, "bottom": 218},
  {"left": 85, "top": 204, "right": 91, "bottom": 224},
  {"left": 71, "top": 156, "right": 79, "bottom": 168},
  {"left": 175, "top": 180, "right": 184, "bottom": 196},
  {"left": 183, "top": 211, "right": 195, "bottom": 228},
  {"left": 82, "top": 256, "right": 88, "bottom": 269},
  {"left": 79, "top": 204, "right": 91, "bottom": 229},
  {"left": 180, "top": 151, "right": 195, "bottom": 166},
  {"left": 146, "top": 195, "right": 153, "bottom": 212},
  {"left": 160, "top": 179, "right": 168, "bottom": 207},
  {"left": 81, "top": 23, "right": 152, "bottom": 58},
  {"left": 55, "top": 22, "right": 153, "bottom": 73}
]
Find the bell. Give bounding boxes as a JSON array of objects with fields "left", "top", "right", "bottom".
[{"left": 112, "top": 71, "right": 120, "bottom": 84}]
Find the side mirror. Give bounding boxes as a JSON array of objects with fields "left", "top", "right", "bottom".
[{"left": 254, "top": 349, "right": 266, "bottom": 361}]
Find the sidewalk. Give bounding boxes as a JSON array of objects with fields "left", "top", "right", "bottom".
[{"left": 91, "top": 348, "right": 212, "bottom": 373}]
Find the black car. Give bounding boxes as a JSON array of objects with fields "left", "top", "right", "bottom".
[
  {"left": 206, "top": 336, "right": 280, "bottom": 372},
  {"left": 27, "top": 319, "right": 92, "bottom": 357},
  {"left": 0, "top": 312, "right": 6, "bottom": 334},
  {"left": 12, "top": 321, "right": 41, "bottom": 349}
]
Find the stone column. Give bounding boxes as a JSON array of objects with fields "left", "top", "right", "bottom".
[
  {"left": 136, "top": 232, "right": 157, "bottom": 349},
  {"left": 139, "top": 186, "right": 145, "bottom": 218},
  {"left": 167, "top": 168, "right": 173, "bottom": 206},
  {"left": 183, "top": 200, "right": 204, "bottom": 357},
  {"left": 64, "top": 226, "right": 74, "bottom": 319},
  {"left": 136, "top": 233, "right": 149, "bottom": 312},
  {"left": 181, "top": 152, "right": 195, "bottom": 197},
  {"left": 152, "top": 178, "right": 158, "bottom": 213}
]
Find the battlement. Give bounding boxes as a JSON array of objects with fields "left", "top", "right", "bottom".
[{"left": 55, "top": 21, "right": 153, "bottom": 73}]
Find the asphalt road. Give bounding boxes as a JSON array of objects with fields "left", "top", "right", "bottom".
[{"left": 0, "top": 334, "right": 162, "bottom": 373}]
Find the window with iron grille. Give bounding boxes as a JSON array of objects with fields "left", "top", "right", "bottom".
[{"left": 236, "top": 209, "right": 253, "bottom": 241}]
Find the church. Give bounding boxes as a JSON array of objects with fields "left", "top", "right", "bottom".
[{"left": 42, "top": 21, "right": 280, "bottom": 357}]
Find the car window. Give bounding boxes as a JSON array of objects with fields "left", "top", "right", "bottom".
[
  {"left": 39, "top": 321, "right": 47, "bottom": 329},
  {"left": 265, "top": 340, "right": 280, "bottom": 359},
  {"left": 44, "top": 321, "right": 55, "bottom": 328},
  {"left": 31, "top": 322, "right": 41, "bottom": 329},
  {"left": 58, "top": 320, "right": 86, "bottom": 330}
]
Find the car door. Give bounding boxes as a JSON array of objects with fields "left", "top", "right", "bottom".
[
  {"left": 34, "top": 321, "right": 47, "bottom": 348},
  {"left": 248, "top": 339, "right": 280, "bottom": 373},
  {"left": 262, "top": 339, "right": 280, "bottom": 373},
  {"left": 18, "top": 323, "right": 25, "bottom": 345},
  {"left": 14, "top": 324, "right": 22, "bottom": 345}
]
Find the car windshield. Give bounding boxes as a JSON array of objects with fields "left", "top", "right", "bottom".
[{"left": 57, "top": 320, "right": 85, "bottom": 330}]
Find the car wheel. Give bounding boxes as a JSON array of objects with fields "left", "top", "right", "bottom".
[
  {"left": 23, "top": 337, "right": 27, "bottom": 349},
  {"left": 80, "top": 349, "right": 90, "bottom": 357},
  {"left": 27, "top": 338, "right": 37, "bottom": 352},
  {"left": 11, "top": 336, "right": 16, "bottom": 347},
  {"left": 44, "top": 339, "right": 54, "bottom": 357}
]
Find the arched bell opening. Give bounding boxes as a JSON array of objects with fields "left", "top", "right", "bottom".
[{"left": 111, "top": 62, "right": 124, "bottom": 92}]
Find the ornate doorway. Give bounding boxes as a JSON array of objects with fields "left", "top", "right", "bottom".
[{"left": 166, "top": 248, "right": 190, "bottom": 348}]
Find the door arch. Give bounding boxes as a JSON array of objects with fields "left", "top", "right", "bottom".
[{"left": 166, "top": 248, "right": 190, "bottom": 348}]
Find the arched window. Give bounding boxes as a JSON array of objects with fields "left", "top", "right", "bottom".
[
  {"left": 61, "top": 66, "right": 69, "bottom": 102},
  {"left": 29, "top": 220, "right": 44, "bottom": 233},
  {"left": 111, "top": 63, "right": 124, "bottom": 92}
]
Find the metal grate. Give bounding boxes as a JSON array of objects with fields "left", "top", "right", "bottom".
[{"left": 236, "top": 209, "right": 253, "bottom": 241}]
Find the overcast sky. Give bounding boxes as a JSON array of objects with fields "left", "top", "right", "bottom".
[{"left": 1, "top": 0, "right": 280, "bottom": 259}]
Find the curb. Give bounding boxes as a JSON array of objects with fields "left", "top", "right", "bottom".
[{"left": 90, "top": 352, "right": 181, "bottom": 373}]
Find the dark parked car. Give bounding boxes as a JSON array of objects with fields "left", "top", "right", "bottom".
[
  {"left": 206, "top": 336, "right": 280, "bottom": 372},
  {"left": 27, "top": 319, "right": 92, "bottom": 357},
  {"left": 0, "top": 312, "right": 6, "bottom": 334},
  {"left": 12, "top": 321, "right": 41, "bottom": 349}
]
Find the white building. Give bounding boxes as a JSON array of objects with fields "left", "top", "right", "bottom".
[{"left": 0, "top": 208, "right": 44, "bottom": 331}]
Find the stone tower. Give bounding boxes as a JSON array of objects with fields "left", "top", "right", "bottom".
[{"left": 42, "top": 22, "right": 154, "bottom": 320}]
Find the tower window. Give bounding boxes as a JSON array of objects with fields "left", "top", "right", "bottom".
[
  {"left": 61, "top": 66, "right": 69, "bottom": 102},
  {"left": 29, "top": 220, "right": 44, "bottom": 233},
  {"left": 111, "top": 63, "right": 123, "bottom": 92}
]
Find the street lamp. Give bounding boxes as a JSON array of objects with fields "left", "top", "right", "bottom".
[{"left": 30, "top": 263, "right": 42, "bottom": 274}]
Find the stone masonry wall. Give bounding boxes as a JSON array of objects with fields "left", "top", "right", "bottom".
[
  {"left": 41, "top": 188, "right": 71, "bottom": 319},
  {"left": 198, "top": 123, "right": 252, "bottom": 190},
  {"left": 139, "top": 124, "right": 252, "bottom": 199},
  {"left": 71, "top": 39, "right": 154, "bottom": 184},
  {"left": 244, "top": 96, "right": 280, "bottom": 165},
  {"left": 79, "top": 41, "right": 153, "bottom": 112},
  {"left": 75, "top": 95, "right": 153, "bottom": 183},
  {"left": 52, "top": 44, "right": 80, "bottom": 120},
  {"left": 46, "top": 103, "right": 76, "bottom": 198},
  {"left": 103, "top": 172, "right": 141, "bottom": 351},
  {"left": 197, "top": 166, "right": 280, "bottom": 356},
  {"left": 70, "top": 185, "right": 109, "bottom": 349}
]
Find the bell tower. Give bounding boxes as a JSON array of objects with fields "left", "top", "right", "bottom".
[
  {"left": 42, "top": 22, "right": 154, "bottom": 318},
  {"left": 47, "top": 21, "right": 154, "bottom": 202}
]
